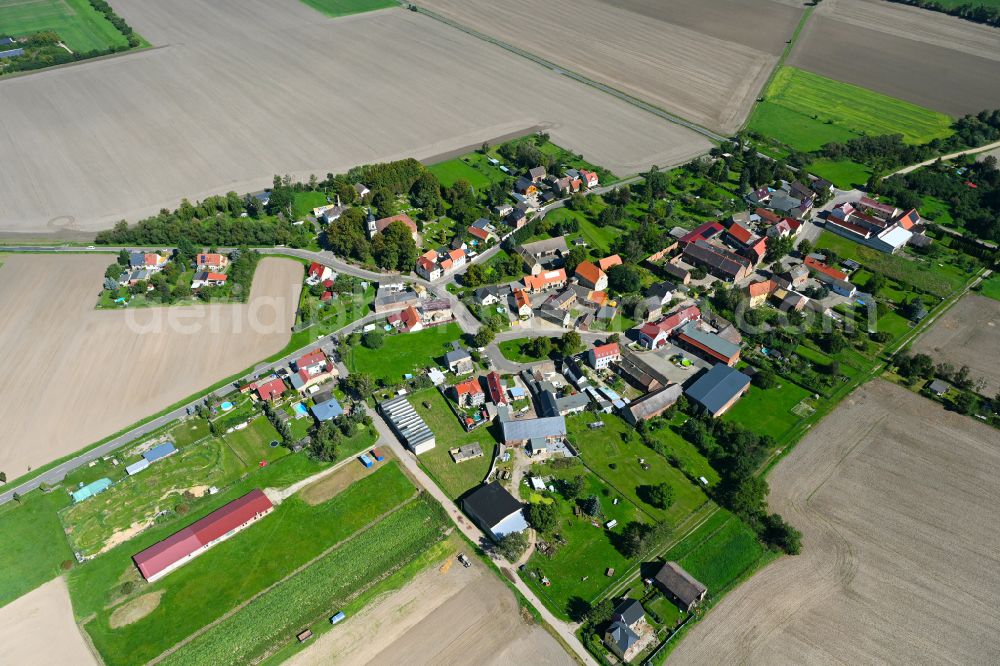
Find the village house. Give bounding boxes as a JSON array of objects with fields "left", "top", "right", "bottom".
[
  {"left": 252, "top": 375, "right": 286, "bottom": 402},
  {"left": 515, "top": 176, "right": 539, "bottom": 196},
  {"left": 368, "top": 212, "right": 418, "bottom": 240},
  {"left": 498, "top": 405, "right": 566, "bottom": 446},
  {"left": 540, "top": 307, "right": 573, "bottom": 327},
  {"left": 130, "top": 252, "right": 168, "bottom": 271},
  {"left": 290, "top": 349, "right": 335, "bottom": 392},
  {"left": 637, "top": 305, "right": 701, "bottom": 349},
  {"left": 597, "top": 254, "right": 622, "bottom": 272},
  {"left": 604, "top": 599, "right": 651, "bottom": 663},
  {"left": 444, "top": 348, "right": 474, "bottom": 375},
  {"left": 191, "top": 272, "right": 228, "bottom": 289},
  {"left": 387, "top": 305, "right": 423, "bottom": 333},
  {"left": 474, "top": 284, "right": 510, "bottom": 306},
  {"left": 196, "top": 253, "right": 228, "bottom": 271},
  {"left": 518, "top": 236, "right": 568, "bottom": 275},
  {"left": 354, "top": 183, "right": 370, "bottom": 199},
  {"left": 804, "top": 256, "right": 856, "bottom": 297},
  {"left": 588, "top": 342, "right": 621, "bottom": 370},
  {"left": 451, "top": 377, "right": 486, "bottom": 407},
  {"left": 616, "top": 348, "right": 672, "bottom": 393},
  {"left": 486, "top": 371, "right": 508, "bottom": 406},
  {"left": 682, "top": 240, "right": 754, "bottom": 282},
  {"left": 746, "top": 279, "right": 778, "bottom": 308},
  {"left": 523, "top": 269, "right": 568, "bottom": 294},
  {"left": 306, "top": 262, "right": 333, "bottom": 285},
  {"left": 512, "top": 288, "right": 533, "bottom": 319},
  {"left": 621, "top": 384, "right": 684, "bottom": 426},
  {"left": 574, "top": 260, "right": 608, "bottom": 291},
  {"left": 528, "top": 165, "right": 547, "bottom": 182},
  {"left": 579, "top": 168, "right": 599, "bottom": 188},
  {"left": 416, "top": 248, "right": 467, "bottom": 280},
  {"left": 545, "top": 288, "right": 577, "bottom": 311}
]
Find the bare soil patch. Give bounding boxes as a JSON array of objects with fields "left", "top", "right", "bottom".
[
  {"left": 108, "top": 590, "right": 164, "bottom": 629},
  {"left": 287, "top": 557, "right": 571, "bottom": 666},
  {"left": 912, "top": 294, "right": 1000, "bottom": 396},
  {"left": 419, "top": 0, "right": 785, "bottom": 134},
  {"left": 789, "top": 0, "right": 1000, "bottom": 117},
  {"left": 0, "top": 255, "right": 300, "bottom": 478},
  {"left": 0, "top": 577, "right": 97, "bottom": 665},
  {"left": 596, "top": 0, "right": 803, "bottom": 55},
  {"left": 671, "top": 380, "right": 1000, "bottom": 664},
  {"left": 0, "top": 2, "right": 709, "bottom": 234}
]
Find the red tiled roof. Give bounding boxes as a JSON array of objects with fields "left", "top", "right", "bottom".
[
  {"left": 486, "top": 371, "right": 508, "bottom": 405},
  {"left": 256, "top": 377, "right": 286, "bottom": 401},
  {"left": 454, "top": 378, "right": 483, "bottom": 396},
  {"left": 321, "top": 291, "right": 332, "bottom": 301},
  {"left": 523, "top": 269, "right": 567, "bottom": 291},
  {"left": 589, "top": 290, "right": 608, "bottom": 306},
  {"left": 448, "top": 248, "right": 465, "bottom": 261},
  {"left": 133, "top": 490, "right": 273, "bottom": 580},
  {"left": 417, "top": 256, "right": 437, "bottom": 273},
  {"left": 296, "top": 349, "right": 326, "bottom": 370},
  {"left": 755, "top": 208, "right": 781, "bottom": 224},
  {"left": 639, "top": 322, "right": 662, "bottom": 340},
  {"left": 468, "top": 226, "right": 490, "bottom": 241},
  {"left": 680, "top": 221, "right": 724, "bottom": 244},
  {"left": 859, "top": 196, "right": 896, "bottom": 216},
  {"left": 401, "top": 306, "right": 420, "bottom": 331},
  {"left": 804, "top": 256, "right": 848, "bottom": 281},
  {"left": 574, "top": 261, "right": 604, "bottom": 286},
  {"left": 197, "top": 253, "right": 226, "bottom": 267},
  {"left": 651, "top": 305, "right": 701, "bottom": 336},
  {"left": 308, "top": 262, "right": 324, "bottom": 277},
  {"left": 597, "top": 254, "right": 622, "bottom": 271},
  {"left": 897, "top": 209, "right": 920, "bottom": 230},
  {"left": 727, "top": 222, "right": 754, "bottom": 245},
  {"left": 747, "top": 280, "right": 777, "bottom": 298},
  {"left": 514, "top": 288, "right": 531, "bottom": 308},
  {"left": 592, "top": 342, "right": 620, "bottom": 359},
  {"left": 204, "top": 272, "right": 227, "bottom": 282}
]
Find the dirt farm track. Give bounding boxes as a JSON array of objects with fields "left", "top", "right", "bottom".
[
  {"left": 0, "top": 255, "right": 301, "bottom": 478},
  {"left": 0, "top": 0, "right": 710, "bottom": 235},
  {"left": 671, "top": 380, "right": 1000, "bottom": 665}
]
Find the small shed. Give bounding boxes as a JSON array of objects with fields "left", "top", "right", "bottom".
[
  {"left": 143, "top": 442, "right": 177, "bottom": 463},
  {"left": 330, "top": 611, "right": 346, "bottom": 625},
  {"left": 125, "top": 459, "right": 150, "bottom": 476}
]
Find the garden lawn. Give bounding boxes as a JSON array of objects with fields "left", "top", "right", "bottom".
[
  {"left": 497, "top": 338, "right": 551, "bottom": 363},
  {"left": 567, "top": 413, "right": 709, "bottom": 525},
  {"left": 0, "top": 0, "right": 130, "bottom": 52},
  {"left": 409, "top": 388, "right": 495, "bottom": 500},
  {"left": 292, "top": 191, "right": 329, "bottom": 219},
  {"left": 60, "top": 437, "right": 247, "bottom": 557},
  {"left": 979, "top": 274, "right": 1000, "bottom": 302},
  {"left": 816, "top": 231, "right": 966, "bottom": 298},
  {"left": 223, "top": 416, "right": 288, "bottom": 465},
  {"left": 521, "top": 464, "right": 649, "bottom": 620},
  {"left": 804, "top": 157, "right": 871, "bottom": 189},
  {"left": 72, "top": 460, "right": 412, "bottom": 666},
  {"left": 295, "top": 0, "right": 396, "bottom": 17},
  {"left": 877, "top": 309, "right": 914, "bottom": 340},
  {"left": 647, "top": 419, "right": 719, "bottom": 486},
  {"left": 161, "top": 497, "right": 447, "bottom": 666},
  {"left": 0, "top": 488, "right": 75, "bottom": 608},
  {"left": 723, "top": 382, "right": 810, "bottom": 442},
  {"left": 170, "top": 418, "right": 211, "bottom": 448},
  {"left": 753, "top": 67, "right": 953, "bottom": 151},
  {"left": 427, "top": 154, "right": 502, "bottom": 190},
  {"left": 342, "top": 323, "right": 463, "bottom": 383},
  {"left": 661, "top": 509, "right": 763, "bottom": 596}
]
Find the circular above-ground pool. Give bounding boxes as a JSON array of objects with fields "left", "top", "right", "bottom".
[{"left": 220, "top": 401, "right": 234, "bottom": 411}]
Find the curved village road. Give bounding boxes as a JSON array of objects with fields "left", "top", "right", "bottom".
[{"left": 886, "top": 138, "right": 1000, "bottom": 178}]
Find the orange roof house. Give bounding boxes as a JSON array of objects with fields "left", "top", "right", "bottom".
[
  {"left": 597, "top": 255, "right": 622, "bottom": 272},
  {"left": 746, "top": 279, "right": 777, "bottom": 307},
  {"left": 574, "top": 261, "right": 607, "bottom": 291}
]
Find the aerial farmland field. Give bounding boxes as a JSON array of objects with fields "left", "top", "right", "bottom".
[
  {"left": 0, "top": 0, "right": 710, "bottom": 235},
  {"left": 0, "top": 0, "right": 129, "bottom": 52},
  {"left": 671, "top": 380, "right": 1000, "bottom": 664},
  {"left": 788, "top": 0, "right": 1000, "bottom": 117},
  {"left": 417, "top": 0, "right": 800, "bottom": 134},
  {"left": 0, "top": 254, "right": 301, "bottom": 479},
  {"left": 912, "top": 294, "right": 1000, "bottom": 396}
]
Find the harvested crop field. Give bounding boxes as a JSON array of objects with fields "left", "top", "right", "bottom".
[
  {"left": 416, "top": 0, "right": 801, "bottom": 133},
  {"left": 0, "top": 1, "right": 710, "bottom": 235},
  {"left": 287, "top": 558, "right": 571, "bottom": 665},
  {"left": 788, "top": 0, "right": 1000, "bottom": 117},
  {"left": 671, "top": 380, "right": 1000, "bottom": 665},
  {"left": 0, "top": 254, "right": 300, "bottom": 478},
  {"left": 0, "top": 577, "right": 97, "bottom": 666},
  {"left": 912, "top": 294, "right": 1000, "bottom": 396}
]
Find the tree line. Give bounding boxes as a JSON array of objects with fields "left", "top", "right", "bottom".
[{"left": 884, "top": 0, "right": 1000, "bottom": 27}]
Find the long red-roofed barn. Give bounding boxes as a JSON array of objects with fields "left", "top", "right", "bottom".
[{"left": 132, "top": 489, "right": 274, "bottom": 582}]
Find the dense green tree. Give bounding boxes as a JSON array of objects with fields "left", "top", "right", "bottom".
[
  {"left": 528, "top": 501, "right": 559, "bottom": 533},
  {"left": 644, "top": 483, "right": 675, "bottom": 509},
  {"left": 362, "top": 330, "right": 384, "bottom": 349},
  {"left": 607, "top": 263, "right": 642, "bottom": 294},
  {"left": 495, "top": 531, "right": 529, "bottom": 561}
]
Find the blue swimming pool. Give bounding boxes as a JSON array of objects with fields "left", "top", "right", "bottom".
[
  {"left": 220, "top": 401, "right": 234, "bottom": 411},
  {"left": 294, "top": 403, "right": 308, "bottom": 416}
]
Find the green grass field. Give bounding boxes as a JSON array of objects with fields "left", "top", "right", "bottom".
[
  {"left": 978, "top": 274, "right": 1000, "bottom": 301},
  {"left": 497, "top": 338, "right": 551, "bottom": 363},
  {"left": 647, "top": 420, "right": 720, "bottom": 486},
  {"left": 296, "top": 0, "right": 396, "bottom": 18},
  {"left": 661, "top": 509, "right": 764, "bottom": 596},
  {"left": 567, "top": 413, "right": 709, "bottom": 525},
  {"left": 162, "top": 497, "right": 447, "bottom": 666},
  {"left": 292, "top": 191, "right": 329, "bottom": 220},
  {"left": 723, "top": 382, "right": 811, "bottom": 442},
  {"left": 427, "top": 153, "right": 508, "bottom": 190},
  {"left": 749, "top": 67, "right": 954, "bottom": 151},
  {"left": 521, "top": 463, "right": 651, "bottom": 619},
  {"left": 803, "top": 157, "right": 871, "bottom": 189},
  {"left": 223, "top": 416, "right": 288, "bottom": 466},
  {"left": 343, "top": 323, "right": 463, "bottom": 383},
  {"left": 409, "top": 388, "right": 495, "bottom": 500},
  {"left": 0, "top": 0, "right": 130, "bottom": 52},
  {"left": 0, "top": 489, "right": 75, "bottom": 608},
  {"left": 74, "top": 460, "right": 413, "bottom": 666}
]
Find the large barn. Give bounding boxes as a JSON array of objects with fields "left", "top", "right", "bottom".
[{"left": 132, "top": 489, "right": 274, "bottom": 582}]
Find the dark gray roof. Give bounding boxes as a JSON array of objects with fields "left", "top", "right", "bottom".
[
  {"left": 654, "top": 562, "right": 707, "bottom": 607},
  {"left": 646, "top": 281, "right": 677, "bottom": 300},
  {"left": 677, "top": 322, "right": 740, "bottom": 360},
  {"left": 499, "top": 407, "right": 566, "bottom": 441},
  {"left": 622, "top": 384, "right": 683, "bottom": 422},
  {"left": 612, "top": 599, "right": 646, "bottom": 627},
  {"left": 444, "top": 349, "right": 471, "bottom": 364},
  {"left": 519, "top": 236, "right": 568, "bottom": 257},
  {"left": 605, "top": 621, "right": 640, "bottom": 653},
  {"left": 463, "top": 482, "right": 523, "bottom": 529},
  {"left": 684, "top": 364, "right": 751, "bottom": 414},
  {"left": 928, "top": 379, "right": 951, "bottom": 395},
  {"left": 683, "top": 241, "right": 750, "bottom": 278},
  {"left": 529, "top": 166, "right": 546, "bottom": 179}
]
